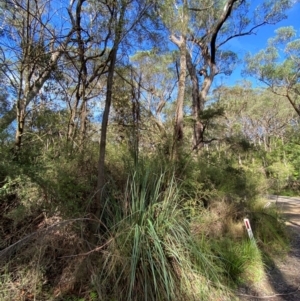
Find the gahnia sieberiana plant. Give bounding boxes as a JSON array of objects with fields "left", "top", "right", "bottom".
[{"left": 92, "top": 167, "right": 231, "bottom": 301}]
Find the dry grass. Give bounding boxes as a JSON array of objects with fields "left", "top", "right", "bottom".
[
  {"left": 191, "top": 198, "right": 246, "bottom": 240},
  {"left": 0, "top": 213, "right": 92, "bottom": 301}
]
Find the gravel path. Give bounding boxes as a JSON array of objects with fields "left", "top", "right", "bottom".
[{"left": 237, "top": 196, "right": 300, "bottom": 301}]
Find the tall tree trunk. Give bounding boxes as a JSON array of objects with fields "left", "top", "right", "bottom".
[
  {"left": 92, "top": 0, "right": 152, "bottom": 220},
  {"left": 130, "top": 71, "right": 141, "bottom": 165},
  {"left": 170, "top": 35, "right": 187, "bottom": 157},
  {"left": 67, "top": 103, "right": 78, "bottom": 142},
  {"left": 94, "top": 0, "right": 127, "bottom": 218},
  {"left": 95, "top": 47, "right": 117, "bottom": 217},
  {"left": 68, "top": 0, "right": 88, "bottom": 148},
  {"left": 79, "top": 98, "right": 88, "bottom": 148},
  {"left": 186, "top": 51, "right": 203, "bottom": 150},
  {"left": 15, "top": 65, "right": 25, "bottom": 152},
  {"left": 187, "top": 0, "right": 238, "bottom": 150},
  {"left": 15, "top": 98, "right": 26, "bottom": 152}
]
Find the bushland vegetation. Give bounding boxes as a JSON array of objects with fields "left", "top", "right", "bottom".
[{"left": 0, "top": 0, "right": 298, "bottom": 300}]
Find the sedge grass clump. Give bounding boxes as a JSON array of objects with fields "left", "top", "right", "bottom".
[
  {"left": 190, "top": 199, "right": 265, "bottom": 288},
  {"left": 92, "top": 168, "right": 229, "bottom": 301},
  {"left": 249, "top": 200, "right": 290, "bottom": 255},
  {"left": 213, "top": 238, "right": 264, "bottom": 286}
]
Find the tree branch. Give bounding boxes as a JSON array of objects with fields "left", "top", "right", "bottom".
[
  {"left": 210, "top": 0, "right": 239, "bottom": 64},
  {"left": 218, "top": 21, "right": 269, "bottom": 48}
]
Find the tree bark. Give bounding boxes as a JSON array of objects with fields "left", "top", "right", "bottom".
[
  {"left": 186, "top": 50, "right": 203, "bottom": 149},
  {"left": 188, "top": 0, "right": 238, "bottom": 150},
  {"left": 170, "top": 34, "right": 187, "bottom": 156},
  {"left": 95, "top": 47, "right": 117, "bottom": 217},
  {"left": 95, "top": 0, "right": 126, "bottom": 214}
]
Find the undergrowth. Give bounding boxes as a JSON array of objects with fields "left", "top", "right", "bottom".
[{"left": 0, "top": 152, "right": 290, "bottom": 301}]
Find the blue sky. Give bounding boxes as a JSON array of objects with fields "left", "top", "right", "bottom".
[{"left": 217, "top": 1, "right": 300, "bottom": 87}]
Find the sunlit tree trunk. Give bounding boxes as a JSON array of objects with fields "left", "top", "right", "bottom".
[
  {"left": 96, "top": 0, "right": 125, "bottom": 213},
  {"left": 186, "top": 51, "right": 203, "bottom": 150},
  {"left": 96, "top": 47, "right": 118, "bottom": 215},
  {"left": 95, "top": 0, "right": 152, "bottom": 215},
  {"left": 170, "top": 35, "right": 187, "bottom": 152}
]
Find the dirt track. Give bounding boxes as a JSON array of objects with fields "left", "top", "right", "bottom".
[
  {"left": 273, "top": 196, "right": 300, "bottom": 228},
  {"left": 237, "top": 196, "right": 300, "bottom": 301}
]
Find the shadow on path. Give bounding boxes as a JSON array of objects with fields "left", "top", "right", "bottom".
[{"left": 237, "top": 197, "right": 300, "bottom": 301}]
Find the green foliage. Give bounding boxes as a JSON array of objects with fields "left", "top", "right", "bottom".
[
  {"left": 214, "top": 238, "right": 264, "bottom": 285},
  {"left": 92, "top": 166, "right": 229, "bottom": 301},
  {"left": 0, "top": 0, "right": 297, "bottom": 300},
  {"left": 0, "top": 139, "right": 99, "bottom": 221},
  {"left": 256, "top": 135, "right": 300, "bottom": 194},
  {"left": 249, "top": 202, "right": 289, "bottom": 255},
  {"left": 266, "top": 161, "right": 294, "bottom": 192},
  {"left": 0, "top": 144, "right": 290, "bottom": 300},
  {"left": 244, "top": 26, "right": 300, "bottom": 117},
  {"left": 193, "top": 151, "right": 268, "bottom": 202}
]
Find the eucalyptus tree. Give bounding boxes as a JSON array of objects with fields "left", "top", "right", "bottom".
[
  {"left": 245, "top": 26, "right": 300, "bottom": 117},
  {"left": 107, "top": 50, "right": 177, "bottom": 164},
  {"left": 95, "top": 0, "right": 156, "bottom": 212},
  {"left": 188, "top": 0, "right": 294, "bottom": 150},
  {"left": 0, "top": 0, "right": 77, "bottom": 152},
  {"left": 214, "top": 84, "right": 297, "bottom": 151},
  {"left": 158, "top": 0, "right": 188, "bottom": 152},
  {"left": 64, "top": 0, "right": 114, "bottom": 148},
  {"left": 157, "top": 0, "right": 295, "bottom": 151},
  {"left": 130, "top": 50, "right": 177, "bottom": 135}
]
